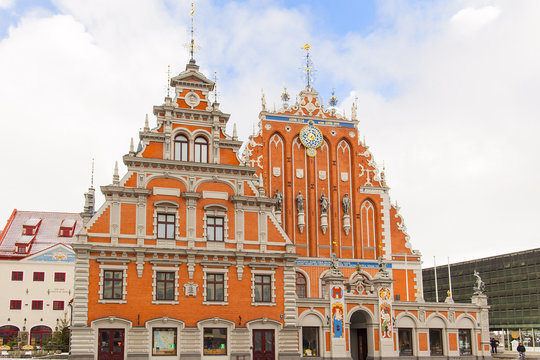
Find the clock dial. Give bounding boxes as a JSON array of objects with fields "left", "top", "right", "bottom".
[{"left": 300, "top": 125, "right": 323, "bottom": 149}]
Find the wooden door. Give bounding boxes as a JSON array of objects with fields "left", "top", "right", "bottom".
[
  {"left": 253, "top": 329, "right": 275, "bottom": 360},
  {"left": 98, "top": 328, "right": 124, "bottom": 360},
  {"left": 357, "top": 329, "right": 367, "bottom": 360}
]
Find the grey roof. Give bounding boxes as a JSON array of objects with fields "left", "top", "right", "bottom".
[{"left": 0, "top": 210, "right": 82, "bottom": 259}]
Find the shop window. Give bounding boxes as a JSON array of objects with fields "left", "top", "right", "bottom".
[
  {"left": 206, "top": 216, "right": 224, "bottom": 242},
  {"left": 103, "top": 270, "right": 123, "bottom": 300},
  {"left": 53, "top": 301, "right": 64, "bottom": 310},
  {"left": 398, "top": 328, "right": 413, "bottom": 356},
  {"left": 33, "top": 272, "right": 45, "bottom": 281},
  {"left": 11, "top": 271, "right": 23, "bottom": 281},
  {"left": 152, "top": 328, "right": 177, "bottom": 356},
  {"left": 157, "top": 213, "right": 175, "bottom": 239},
  {"left": 54, "top": 272, "right": 66, "bottom": 282},
  {"left": 429, "top": 329, "right": 443, "bottom": 356},
  {"left": 204, "top": 328, "right": 227, "bottom": 355},
  {"left": 302, "top": 327, "right": 319, "bottom": 357},
  {"left": 194, "top": 136, "right": 208, "bottom": 163},
  {"left": 9, "top": 300, "right": 22, "bottom": 310},
  {"left": 31, "top": 300, "right": 43, "bottom": 310},
  {"left": 206, "top": 273, "right": 224, "bottom": 301},
  {"left": 296, "top": 272, "right": 307, "bottom": 298},
  {"left": 30, "top": 325, "right": 52, "bottom": 346},
  {"left": 0, "top": 325, "right": 19, "bottom": 345},
  {"left": 174, "top": 134, "right": 189, "bottom": 161},
  {"left": 156, "top": 272, "right": 175, "bottom": 301},
  {"left": 254, "top": 275, "right": 272, "bottom": 302},
  {"left": 458, "top": 329, "right": 472, "bottom": 355}
]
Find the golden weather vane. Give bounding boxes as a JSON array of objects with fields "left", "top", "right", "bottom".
[
  {"left": 189, "top": 2, "right": 197, "bottom": 61},
  {"left": 301, "top": 43, "right": 313, "bottom": 88}
]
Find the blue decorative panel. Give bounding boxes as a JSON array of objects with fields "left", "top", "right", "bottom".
[
  {"left": 266, "top": 115, "right": 356, "bottom": 128},
  {"left": 296, "top": 259, "right": 392, "bottom": 269},
  {"left": 31, "top": 247, "right": 75, "bottom": 263}
]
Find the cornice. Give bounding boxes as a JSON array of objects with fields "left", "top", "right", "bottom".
[
  {"left": 230, "top": 195, "right": 276, "bottom": 207},
  {"left": 100, "top": 185, "right": 152, "bottom": 197}
]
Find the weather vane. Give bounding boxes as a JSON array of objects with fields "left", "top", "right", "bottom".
[
  {"left": 189, "top": 2, "right": 197, "bottom": 61},
  {"left": 301, "top": 44, "right": 314, "bottom": 88},
  {"left": 329, "top": 88, "right": 338, "bottom": 107},
  {"left": 281, "top": 84, "right": 290, "bottom": 107},
  {"left": 213, "top": 71, "right": 219, "bottom": 103}
]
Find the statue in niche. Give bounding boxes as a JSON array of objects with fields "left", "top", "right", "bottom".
[
  {"left": 320, "top": 192, "right": 329, "bottom": 214},
  {"left": 273, "top": 189, "right": 283, "bottom": 211},
  {"left": 473, "top": 270, "right": 485, "bottom": 295},
  {"left": 296, "top": 191, "right": 304, "bottom": 213},
  {"left": 342, "top": 193, "right": 350, "bottom": 214}
]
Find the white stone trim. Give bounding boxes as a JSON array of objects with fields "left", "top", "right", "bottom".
[
  {"left": 202, "top": 207, "right": 229, "bottom": 246},
  {"left": 153, "top": 187, "right": 181, "bottom": 197},
  {"left": 202, "top": 191, "right": 229, "bottom": 200},
  {"left": 152, "top": 265, "right": 180, "bottom": 305},
  {"left": 202, "top": 267, "right": 229, "bottom": 305},
  {"left": 98, "top": 264, "right": 127, "bottom": 304},
  {"left": 250, "top": 269, "right": 276, "bottom": 306}
]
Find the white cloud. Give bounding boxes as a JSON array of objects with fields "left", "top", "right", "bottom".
[
  {"left": 0, "top": 0, "right": 15, "bottom": 10},
  {"left": 451, "top": 6, "right": 501, "bottom": 34}
]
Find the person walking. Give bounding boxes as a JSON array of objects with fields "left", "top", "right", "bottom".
[{"left": 517, "top": 342, "right": 526, "bottom": 360}]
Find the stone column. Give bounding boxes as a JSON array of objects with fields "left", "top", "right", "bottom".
[{"left": 371, "top": 260, "right": 396, "bottom": 358}]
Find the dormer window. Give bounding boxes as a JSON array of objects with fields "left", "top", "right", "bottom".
[
  {"left": 194, "top": 136, "right": 208, "bottom": 163},
  {"left": 16, "top": 246, "right": 27, "bottom": 254},
  {"left": 22, "top": 218, "right": 41, "bottom": 236},
  {"left": 59, "top": 218, "right": 77, "bottom": 237},
  {"left": 174, "top": 134, "right": 189, "bottom": 161}
]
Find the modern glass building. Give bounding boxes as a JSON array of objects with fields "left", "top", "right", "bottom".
[{"left": 422, "top": 248, "right": 540, "bottom": 352}]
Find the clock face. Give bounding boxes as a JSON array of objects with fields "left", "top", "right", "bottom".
[{"left": 300, "top": 124, "right": 323, "bottom": 149}]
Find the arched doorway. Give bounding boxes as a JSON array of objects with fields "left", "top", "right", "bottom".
[
  {"left": 349, "top": 310, "right": 371, "bottom": 360},
  {"left": 0, "top": 325, "right": 19, "bottom": 346},
  {"left": 30, "top": 325, "right": 52, "bottom": 346}
]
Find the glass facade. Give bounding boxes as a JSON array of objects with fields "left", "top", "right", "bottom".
[{"left": 423, "top": 248, "right": 540, "bottom": 351}]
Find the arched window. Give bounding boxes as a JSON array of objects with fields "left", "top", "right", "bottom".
[
  {"left": 0, "top": 325, "right": 19, "bottom": 345},
  {"left": 30, "top": 325, "right": 52, "bottom": 346},
  {"left": 296, "top": 272, "right": 307, "bottom": 298},
  {"left": 194, "top": 136, "right": 208, "bottom": 163},
  {"left": 174, "top": 134, "right": 188, "bottom": 161},
  {"left": 360, "top": 201, "right": 376, "bottom": 247}
]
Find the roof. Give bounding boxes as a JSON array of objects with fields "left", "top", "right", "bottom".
[{"left": 0, "top": 209, "right": 82, "bottom": 259}]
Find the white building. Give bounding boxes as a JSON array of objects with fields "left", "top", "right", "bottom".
[{"left": 0, "top": 210, "right": 81, "bottom": 348}]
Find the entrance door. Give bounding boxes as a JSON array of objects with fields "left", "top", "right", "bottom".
[
  {"left": 253, "top": 329, "right": 275, "bottom": 360},
  {"left": 98, "top": 328, "right": 124, "bottom": 360},
  {"left": 357, "top": 329, "right": 367, "bottom": 360}
]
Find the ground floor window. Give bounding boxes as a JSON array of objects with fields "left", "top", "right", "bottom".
[
  {"left": 302, "top": 327, "right": 319, "bottom": 357},
  {"left": 152, "top": 328, "right": 177, "bottom": 356},
  {"left": 459, "top": 329, "right": 472, "bottom": 355},
  {"left": 429, "top": 329, "right": 443, "bottom": 356},
  {"left": 0, "top": 325, "right": 19, "bottom": 345},
  {"left": 204, "top": 328, "right": 227, "bottom": 355},
  {"left": 398, "top": 328, "right": 413, "bottom": 356},
  {"left": 30, "top": 325, "right": 52, "bottom": 346}
]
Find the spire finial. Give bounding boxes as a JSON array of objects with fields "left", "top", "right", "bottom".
[
  {"left": 167, "top": 65, "right": 171, "bottom": 97},
  {"left": 233, "top": 123, "right": 238, "bottom": 140},
  {"left": 130, "top": 138, "right": 135, "bottom": 155},
  {"left": 189, "top": 2, "right": 196, "bottom": 62},
  {"left": 113, "top": 161, "right": 119, "bottom": 185},
  {"left": 213, "top": 71, "right": 218, "bottom": 103},
  {"left": 281, "top": 85, "right": 290, "bottom": 109},
  {"left": 144, "top": 114, "right": 149, "bottom": 131},
  {"left": 91, "top": 158, "right": 95, "bottom": 188},
  {"left": 329, "top": 88, "right": 338, "bottom": 107},
  {"left": 261, "top": 89, "right": 267, "bottom": 111},
  {"left": 301, "top": 44, "right": 313, "bottom": 89}
]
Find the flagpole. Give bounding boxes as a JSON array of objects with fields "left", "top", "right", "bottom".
[
  {"left": 434, "top": 256, "right": 439, "bottom": 302},
  {"left": 448, "top": 257, "right": 453, "bottom": 298}
]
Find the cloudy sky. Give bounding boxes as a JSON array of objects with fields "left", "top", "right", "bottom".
[{"left": 1, "top": 0, "right": 539, "bottom": 265}]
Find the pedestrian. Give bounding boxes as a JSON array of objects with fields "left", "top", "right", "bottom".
[
  {"left": 490, "top": 338, "right": 497, "bottom": 354},
  {"left": 517, "top": 342, "right": 526, "bottom": 360}
]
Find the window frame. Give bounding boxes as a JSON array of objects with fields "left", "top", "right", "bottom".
[
  {"left": 194, "top": 136, "right": 208, "bottom": 163},
  {"left": 152, "top": 266, "right": 179, "bottom": 304},
  {"left": 53, "top": 301, "right": 64, "bottom": 310},
  {"left": 206, "top": 216, "right": 224, "bottom": 242},
  {"left": 152, "top": 327, "right": 178, "bottom": 356},
  {"left": 302, "top": 326, "right": 319, "bottom": 357},
  {"left": 458, "top": 329, "right": 472, "bottom": 356},
  {"left": 254, "top": 274, "right": 272, "bottom": 303},
  {"left": 54, "top": 272, "right": 66, "bottom": 282},
  {"left": 11, "top": 271, "right": 23, "bottom": 281},
  {"left": 398, "top": 328, "right": 414, "bottom": 356},
  {"left": 31, "top": 300, "right": 43, "bottom": 310},
  {"left": 203, "top": 327, "right": 227, "bottom": 355},
  {"left": 296, "top": 272, "right": 307, "bottom": 298},
  {"left": 174, "top": 134, "right": 189, "bottom": 162},
  {"left": 429, "top": 328, "right": 444, "bottom": 356},
  {"left": 33, "top": 272, "right": 45, "bottom": 281},
  {"left": 9, "top": 300, "right": 22, "bottom": 310},
  {"left": 156, "top": 271, "right": 176, "bottom": 301},
  {"left": 157, "top": 213, "right": 176, "bottom": 240},
  {"left": 206, "top": 273, "right": 225, "bottom": 302},
  {"left": 101, "top": 269, "right": 125, "bottom": 301}
]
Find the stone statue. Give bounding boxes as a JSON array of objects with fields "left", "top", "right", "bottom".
[
  {"left": 342, "top": 193, "right": 350, "bottom": 214},
  {"left": 296, "top": 191, "right": 304, "bottom": 213},
  {"left": 273, "top": 189, "right": 283, "bottom": 211},
  {"left": 320, "top": 192, "right": 329, "bottom": 214},
  {"left": 473, "top": 270, "right": 485, "bottom": 295}
]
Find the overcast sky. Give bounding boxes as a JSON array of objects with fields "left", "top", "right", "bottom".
[{"left": 1, "top": 0, "right": 539, "bottom": 265}]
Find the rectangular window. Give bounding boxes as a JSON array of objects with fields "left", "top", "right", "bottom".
[
  {"left": 152, "top": 328, "right": 177, "bottom": 356},
  {"left": 33, "top": 272, "right": 45, "bottom": 281},
  {"left": 54, "top": 272, "right": 66, "bottom": 282},
  {"left": 53, "top": 301, "right": 64, "bottom": 310},
  {"left": 398, "top": 328, "right": 413, "bottom": 356},
  {"left": 458, "top": 329, "right": 472, "bottom": 355},
  {"left": 103, "top": 270, "right": 123, "bottom": 300},
  {"left": 254, "top": 275, "right": 272, "bottom": 302},
  {"left": 429, "top": 329, "right": 443, "bottom": 356},
  {"left": 207, "top": 216, "right": 224, "bottom": 242},
  {"left": 156, "top": 272, "right": 175, "bottom": 301},
  {"left": 10, "top": 300, "right": 22, "bottom": 310},
  {"left": 17, "top": 246, "right": 26, "bottom": 254},
  {"left": 203, "top": 328, "right": 227, "bottom": 355},
  {"left": 302, "top": 327, "right": 319, "bottom": 357},
  {"left": 11, "top": 271, "right": 23, "bottom": 281},
  {"left": 31, "top": 300, "right": 43, "bottom": 310},
  {"left": 157, "top": 213, "right": 175, "bottom": 239},
  {"left": 206, "top": 274, "right": 224, "bottom": 301}
]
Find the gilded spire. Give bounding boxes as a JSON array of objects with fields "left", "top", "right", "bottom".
[
  {"left": 301, "top": 44, "right": 314, "bottom": 89},
  {"left": 189, "top": 2, "right": 196, "bottom": 63}
]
